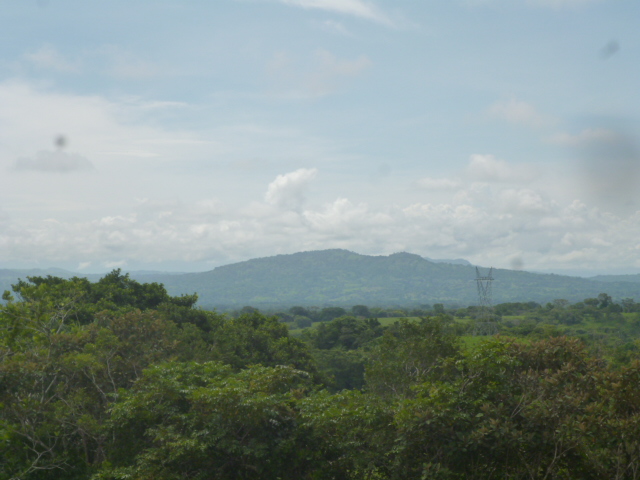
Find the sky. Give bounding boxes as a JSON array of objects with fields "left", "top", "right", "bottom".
[{"left": 0, "top": 0, "right": 639, "bottom": 276}]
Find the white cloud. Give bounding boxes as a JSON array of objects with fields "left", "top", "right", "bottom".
[
  {"left": 0, "top": 80, "right": 636, "bottom": 275},
  {"left": 104, "top": 260, "right": 127, "bottom": 269},
  {"left": 526, "top": 0, "right": 602, "bottom": 8},
  {"left": 415, "top": 177, "right": 460, "bottom": 190},
  {"left": 24, "top": 44, "right": 79, "bottom": 73},
  {"left": 279, "top": 0, "right": 393, "bottom": 26},
  {"left": 308, "top": 49, "right": 371, "bottom": 96},
  {"left": 268, "top": 49, "right": 371, "bottom": 97},
  {"left": 97, "top": 45, "right": 160, "bottom": 80},
  {"left": 0, "top": 178, "right": 639, "bottom": 275},
  {"left": 22, "top": 44, "right": 160, "bottom": 80},
  {"left": 314, "top": 49, "right": 371, "bottom": 77},
  {"left": 0, "top": 81, "right": 193, "bottom": 159},
  {"left": 466, "top": 154, "right": 536, "bottom": 184},
  {"left": 320, "top": 20, "right": 353, "bottom": 36},
  {"left": 470, "top": 0, "right": 603, "bottom": 8},
  {"left": 548, "top": 128, "right": 619, "bottom": 146},
  {"left": 498, "top": 188, "right": 552, "bottom": 215},
  {"left": 265, "top": 168, "right": 318, "bottom": 209},
  {"left": 12, "top": 150, "right": 94, "bottom": 173},
  {"left": 304, "top": 197, "right": 391, "bottom": 233},
  {"left": 488, "top": 98, "right": 552, "bottom": 128}
]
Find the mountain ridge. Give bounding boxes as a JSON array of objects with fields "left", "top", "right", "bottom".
[
  {"left": 1, "top": 249, "right": 638, "bottom": 309},
  {"left": 137, "top": 250, "right": 640, "bottom": 308}
]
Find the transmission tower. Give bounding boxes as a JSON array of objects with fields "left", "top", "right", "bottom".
[{"left": 474, "top": 267, "right": 497, "bottom": 335}]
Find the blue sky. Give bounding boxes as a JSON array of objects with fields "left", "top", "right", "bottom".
[{"left": 0, "top": 0, "right": 639, "bottom": 275}]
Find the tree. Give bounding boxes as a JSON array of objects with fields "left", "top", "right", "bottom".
[
  {"left": 101, "top": 362, "right": 312, "bottom": 480},
  {"left": 365, "top": 317, "right": 459, "bottom": 398},
  {"left": 351, "top": 305, "right": 370, "bottom": 318},
  {"left": 310, "top": 316, "right": 382, "bottom": 351},
  {"left": 320, "top": 307, "right": 347, "bottom": 322}
]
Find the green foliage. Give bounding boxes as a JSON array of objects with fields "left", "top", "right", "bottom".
[
  {"left": 365, "top": 316, "right": 459, "bottom": 398},
  {"left": 0, "top": 308, "right": 198, "bottom": 480},
  {"left": 297, "top": 389, "right": 394, "bottom": 479},
  {"left": 5, "top": 269, "right": 199, "bottom": 328},
  {"left": 390, "top": 336, "right": 637, "bottom": 479},
  {"left": 311, "top": 348, "right": 366, "bottom": 391},
  {"left": 4, "top": 273, "right": 640, "bottom": 480},
  {"left": 102, "top": 362, "right": 312, "bottom": 480},
  {"left": 310, "top": 316, "right": 383, "bottom": 350},
  {"left": 0, "top": 273, "right": 321, "bottom": 480},
  {"left": 202, "top": 311, "right": 318, "bottom": 375}
]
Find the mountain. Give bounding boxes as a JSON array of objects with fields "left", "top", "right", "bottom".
[
  {"left": 2, "top": 250, "right": 639, "bottom": 308},
  {"left": 424, "top": 257, "right": 471, "bottom": 266},
  {"left": 589, "top": 274, "right": 640, "bottom": 284},
  {"left": 144, "top": 250, "right": 640, "bottom": 309}
]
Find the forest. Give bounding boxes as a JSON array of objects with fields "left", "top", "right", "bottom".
[{"left": 2, "top": 271, "right": 640, "bottom": 479}]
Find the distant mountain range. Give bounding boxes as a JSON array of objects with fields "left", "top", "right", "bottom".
[{"left": 3, "top": 250, "right": 638, "bottom": 309}]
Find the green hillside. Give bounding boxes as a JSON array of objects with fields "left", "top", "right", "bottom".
[
  {"left": 145, "top": 250, "right": 640, "bottom": 308},
  {"left": 590, "top": 274, "right": 640, "bottom": 284},
  {"left": 2, "top": 250, "right": 639, "bottom": 308}
]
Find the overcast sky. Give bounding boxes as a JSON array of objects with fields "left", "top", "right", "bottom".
[{"left": 0, "top": 0, "right": 639, "bottom": 275}]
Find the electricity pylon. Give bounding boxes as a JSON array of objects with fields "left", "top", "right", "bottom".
[{"left": 474, "top": 267, "right": 497, "bottom": 335}]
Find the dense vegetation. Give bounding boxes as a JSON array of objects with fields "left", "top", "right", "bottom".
[{"left": 2, "top": 271, "right": 640, "bottom": 479}]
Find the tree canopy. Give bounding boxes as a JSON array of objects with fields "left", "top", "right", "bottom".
[{"left": 2, "top": 272, "right": 640, "bottom": 479}]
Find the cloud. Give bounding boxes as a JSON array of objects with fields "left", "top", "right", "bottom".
[
  {"left": 265, "top": 168, "right": 318, "bottom": 209},
  {"left": 268, "top": 49, "right": 371, "bottom": 97},
  {"left": 104, "top": 260, "right": 127, "bottom": 269},
  {"left": 97, "top": 45, "right": 160, "bottom": 80},
  {"left": 0, "top": 80, "right": 213, "bottom": 169},
  {"left": 549, "top": 128, "right": 619, "bottom": 146},
  {"left": 0, "top": 79, "right": 637, "bottom": 275},
  {"left": 320, "top": 20, "right": 354, "bottom": 36},
  {"left": 22, "top": 44, "right": 160, "bottom": 79},
  {"left": 526, "top": 0, "right": 602, "bottom": 7},
  {"left": 498, "top": 188, "right": 552, "bottom": 215},
  {"left": 488, "top": 98, "right": 553, "bottom": 128},
  {"left": 24, "top": 44, "right": 80, "bottom": 73},
  {"left": 278, "top": 0, "right": 393, "bottom": 26},
  {"left": 1, "top": 175, "right": 639, "bottom": 275},
  {"left": 466, "top": 0, "right": 603, "bottom": 9},
  {"left": 308, "top": 49, "right": 371, "bottom": 96},
  {"left": 12, "top": 150, "right": 94, "bottom": 173},
  {"left": 466, "top": 154, "right": 536, "bottom": 184},
  {"left": 415, "top": 177, "right": 461, "bottom": 190}
]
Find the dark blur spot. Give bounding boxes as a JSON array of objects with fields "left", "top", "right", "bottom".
[
  {"left": 36, "top": 0, "right": 49, "bottom": 8},
  {"left": 600, "top": 40, "right": 619, "bottom": 60},
  {"left": 510, "top": 257, "right": 524, "bottom": 271},
  {"left": 577, "top": 128, "right": 639, "bottom": 215},
  {"left": 55, "top": 135, "right": 67, "bottom": 149}
]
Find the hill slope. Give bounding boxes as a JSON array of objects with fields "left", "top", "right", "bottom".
[
  {"left": 146, "top": 250, "right": 640, "bottom": 308},
  {"left": 2, "top": 250, "right": 638, "bottom": 308}
]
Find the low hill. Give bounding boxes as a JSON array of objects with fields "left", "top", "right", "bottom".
[
  {"left": 142, "top": 250, "right": 640, "bottom": 308},
  {"left": 590, "top": 274, "right": 640, "bottom": 284},
  {"left": 2, "top": 250, "right": 638, "bottom": 308}
]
